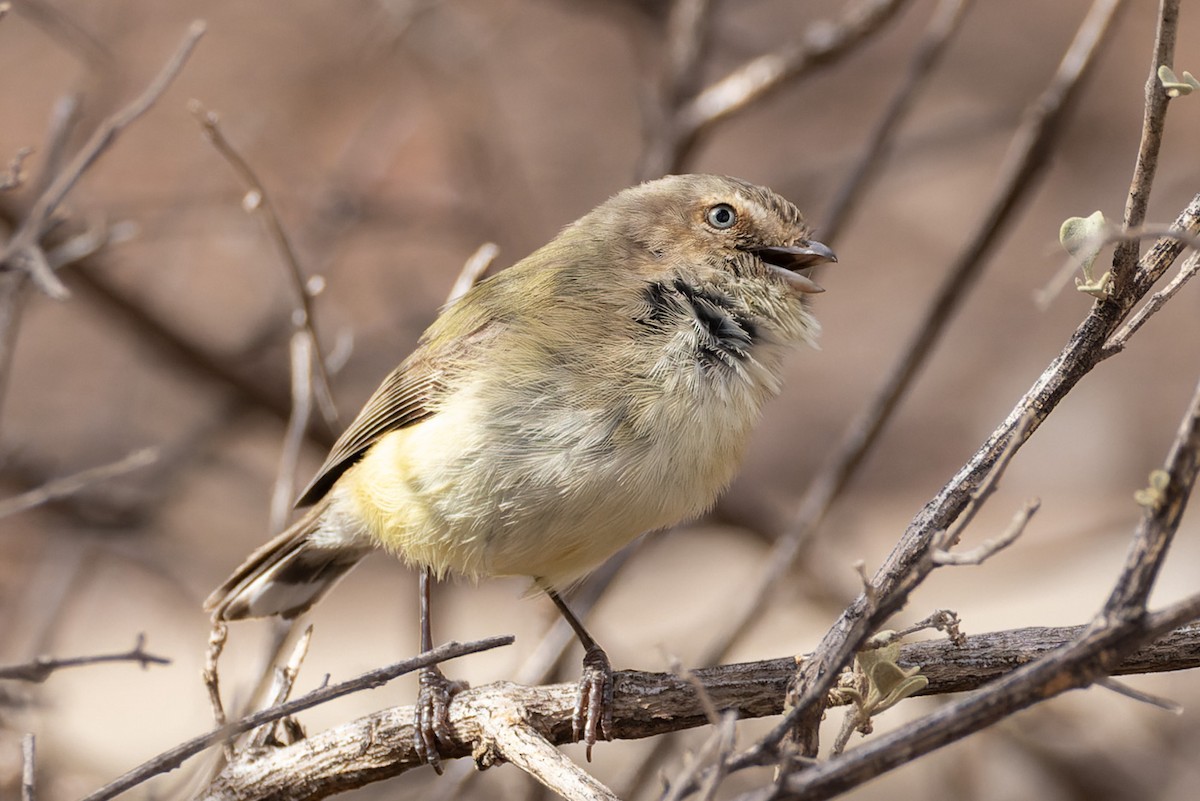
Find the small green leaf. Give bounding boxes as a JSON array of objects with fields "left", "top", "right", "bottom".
[
  {"left": 1135, "top": 469, "right": 1171, "bottom": 511},
  {"left": 1159, "top": 65, "right": 1199, "bottom": 97},
  {"left": 1060, "top": 211, "right": 1112, "bottom": 298}
]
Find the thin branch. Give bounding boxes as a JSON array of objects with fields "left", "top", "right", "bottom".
[
  {"left": 0, "top": 21, "right": 206, "bottom": 295},
  {"left": 932, "top": 498, "right": 1040, "bottom": 566},
  {"left": 247, "top": 625, "right": 314, "bottom": 749},
  {"left": 0, "top": 634, "right": 170, "bottom": 682},
  {"left": 662, "top": 711, "right": 737, "bottom": 801},
  {"left": 21, "top": 733, "right": 34, "bottom": 801},
  {"left": 0, "top": 146, "right": 32, "bottom": 192},
  {"left": 33, "top": 94, "right": 81, "bottom": 197},
  {"left": 662, "top": 0, "right": 714, "bottom": 108},
  {"left": 1102, "top": 249, "right": 1200, "bottom": 357},
  {"left": 641, "top": 0, "right": 915, "bottom": 176},
  {"left": 202, "top": 624, "right": 231, "bottom": 761},
  {"left": 934, "top": 412, "right": 1035, "bottom": 553},
  {"left": 678, "top": 0, "right": 912, "bottom": 140},
  {"left": 0, "top": 447, "right": 157, "bottom": 519},
  {"left": 190, "top": 101, "right": 339, "bottom": 430},
  {"left": 1103, "top": 372, "right": 1200, "bottom": 615},
  {"left": 63, "top": 268, "right": 333, "bottom": 446},
  {"left": 1096, "top": 676, "right": 1182, "bottom": 713},
  {"left": 270, "top": 331, "right": 316, "bottom": 534},
  {"left": 1037, "top": 223, "right": 1200, "bottom": 310},
  {"left": 79, "top": 635, "right": 514, "bottom": 801},
  {"left": 444, "top": 242, "right": 499, "bottom": 307},
  {"left": 821, "top": 0, "right": 972, "bottom": 243},
  {"left": 1111, "top": 0, "right": 1178, "bottom": 286}
]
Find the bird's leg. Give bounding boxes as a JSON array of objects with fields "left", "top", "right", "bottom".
[
  {"left": 415, "top": 566, "right": 466, "bottom": 773},
  {"left": 545, "top": 585, "right": 613, "bottom": 760}
]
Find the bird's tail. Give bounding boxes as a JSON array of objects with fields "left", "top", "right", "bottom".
[{"left": 205, "top": 498, "right": 371, "bottom": 621}]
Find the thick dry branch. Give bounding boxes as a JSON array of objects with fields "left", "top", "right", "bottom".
[
  {"left": 81, "top": 636, "right": 513, "bottom": 801},
  {"left": 770, "top": 595, "right": 1200, "bottom": 800},
  {"left": 0, "top": 634, "right": 169, "bottom": 682},
  {"left": 195, "top": 623, "right": 1200, "bottom": 801},
  {"left": 477, "top": 714, "right": 620, "bottom": 801}
]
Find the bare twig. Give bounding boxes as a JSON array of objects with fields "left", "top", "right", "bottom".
[
  {"left": 934, "top": 413, "right": 1035, "bottom": 553},
  {"left": 80, "top": 635, "right": 514, "bottom": 801},
  {"left": 0, "top": 20, "right": 206, "bottom": 297},
  {"left": 478, "top": 715, "right": 621, "bottom": 801},
  {"left": 932, "top": 498, "right": 1040, "bottom": 566},
  {"left": 33, "top": 94, "right": 81, "bottom": 197},
  {"left": 1096, "top": 676, "right": 1182, "bottom": 713},
  {"left": 1102, "top": 249, "right": 1200, "bottom": 357},
  {"left": 9, "top": 0, "right": 114, "bottom": 74},
  {"left": 444, "top": 242, "right": 499, "bottom": 307},
  {"left": 271, "top": 331, "right": 316, "bottom": 534},
  {"left": 190, "top": 101, "right": 339, "bottom": 431},
  {"left": 662, "top": 0, "right": 714, "bottom": 108},
  {"left": 247, "top": 625, "right": 314, "bottom": 749},
  {"left": 821, "top": 0, "right": 972, "bottom": 243},
  {"left": 202, "top": 624, "right": 231, "bottom": 761},
  {"left": 640, "top": 0, "right": 915, "bottom": 176},
  {"left": 662, "top": 711, "right": 738, "bottom": 801},
  {"left": 0, "top": 634, "right": 170, "bottom": 682},
  {"left": 0, "top": 447, "right": 157, "bottom": 519},
  {"left": 1103, "top": 380, "right": 1200, "bottom": 616},
  {"left": 677, "top": 0, "right": 911, "bottom": 145},
  {"left": 1110, "top": 0, "right": 1178, "bottom": 287},
  {"left": 64, "top": 268, "right": 332, "bottom": 445},
  {"left": 21, "top": 733, "right": 34, "bottom": 801},
  {"left": 0, "top": 147, "right": 32, "bottom": 192}
]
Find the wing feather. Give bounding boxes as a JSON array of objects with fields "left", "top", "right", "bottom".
[{"left": 295, "top": 356, "right": 445, "bottom": 507}]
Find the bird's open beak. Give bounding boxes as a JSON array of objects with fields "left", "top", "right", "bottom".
[{"left": 754, "top": 241, "right": 837, "bottom": 294}]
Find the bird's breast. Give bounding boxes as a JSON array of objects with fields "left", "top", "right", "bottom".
[{"left": 344, "top": 284, "right": 798, "bottom": 588}]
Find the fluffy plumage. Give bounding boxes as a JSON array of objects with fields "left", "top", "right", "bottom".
[{"left": 207, "top": 174, "right": 830, "bottom": 621}]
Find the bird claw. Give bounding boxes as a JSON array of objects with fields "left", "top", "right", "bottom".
[
  {"left": 415, "top": 666, "right": 467, "bottom": 773},
  {"left": 574, "top": 645, "right": 614, "bottom": 760}
]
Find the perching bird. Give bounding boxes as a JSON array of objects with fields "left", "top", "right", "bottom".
[{"left": 206, "top": 173, "right": 835, "bottom": 770}]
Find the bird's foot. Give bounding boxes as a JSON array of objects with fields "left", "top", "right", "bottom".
[
  {"left": 415, "top": 665, "right": 468, "bottom": 773},
  {"left": 574, "top": 644, "right": 614, "bottom": 761}
]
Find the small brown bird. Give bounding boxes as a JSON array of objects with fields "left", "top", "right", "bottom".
[{"left": 207, "top": 174, "right": 834, "bottom": 769}]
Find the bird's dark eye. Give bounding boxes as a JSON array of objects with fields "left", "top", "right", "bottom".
[{"left": 705, "top": 203, "right": 737, "bottom": 229}]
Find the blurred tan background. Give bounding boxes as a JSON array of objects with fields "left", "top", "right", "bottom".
[{"left": 2, "top": 1, "right": 1200, "bottom": 799}]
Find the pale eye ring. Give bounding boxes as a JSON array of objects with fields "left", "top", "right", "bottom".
[{"left": 705, "top": 203, "right": 737, "bottom": 229}]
